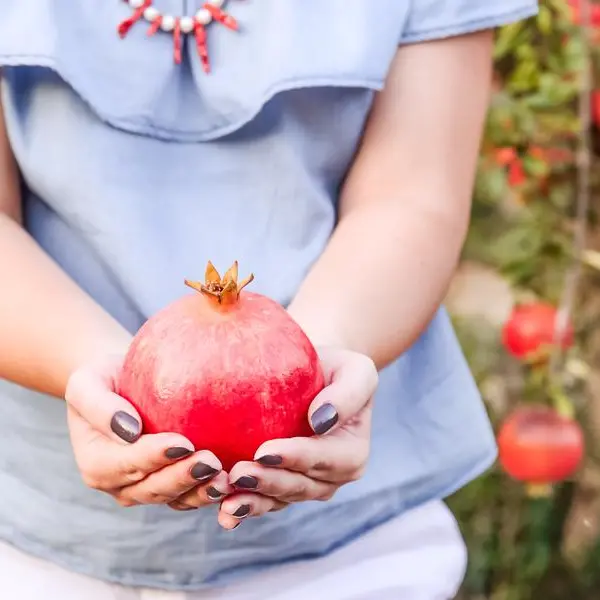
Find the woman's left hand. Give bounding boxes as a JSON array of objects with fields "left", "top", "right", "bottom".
[{"left": 217, "top": 347, "right": 378, "bottom": 530}]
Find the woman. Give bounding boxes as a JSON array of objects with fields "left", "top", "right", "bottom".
[{"left": 0, "top": 1, "right": 537, "bottom": 598}]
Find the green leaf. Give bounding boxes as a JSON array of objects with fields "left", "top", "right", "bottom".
[
  {"left": 536, "top": 5, "right": 554, "bottom": 36},
  {"left": 480, "top": 166, "right": 509, "bottom": 202},
  {"left": 523, "top": 155, "right": 551, "bottom": 179},
  {"left": 495, "top": 22, "right": 525, "bottom": 60},
  {"left": 508, "top": 59, "right": 540, "bottom": 92}
]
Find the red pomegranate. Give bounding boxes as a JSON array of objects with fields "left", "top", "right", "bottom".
[
  {"left": 501, "top": 302, "right": 574, "bottom": 362},
  {"left": 498, "top": 405, "right": 584, "bottom": 496},
  {"left": 568, "top": 0, "right": 600, "bottom": 27},
  {"left": 507, "top": 158, "right": 526, "bottom": 187},
  {"left": 117, "top": 261, "right": 325, "bottom": 471},
  {"left": 494, "top": 147, "right": 517, "bottom": 166}
]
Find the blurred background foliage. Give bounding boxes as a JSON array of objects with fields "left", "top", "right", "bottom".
[{"left": 446, "top": 0, "right": 600, "bottom": 597}]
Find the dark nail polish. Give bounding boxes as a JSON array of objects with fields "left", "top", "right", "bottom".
[
  {"left": 311, "top": 403, "right": 339, "bottom": 435},
  {"left": 233, "top": 504, "right": 251, "bottom": 518},
  {"left": 206, "top": 486, "right": 225, "bottom": 501},
  {"left": 233, "top": 475, "right": 258, "bottom": 490},
  {"left": 165, "top": 447, "right": 193, "bottom": 460},
  {"left": 256, "top": 455, "right": 283, "bottom": 466},
  {"left": 110, "top": 411, "right": 141, "bottom": 443},
  {"left": 191, "top": 462, "right": 219, "bottom": 481},
  {"left": 230, "top": 522, "right": 241, "bottom": 530}
]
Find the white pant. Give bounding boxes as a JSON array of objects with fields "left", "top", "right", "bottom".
[{"left": 0, "top": 501, "right": 466, "bottom": 600}]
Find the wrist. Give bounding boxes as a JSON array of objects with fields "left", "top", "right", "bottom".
[
  {"left": 286, "top": 305, "right": 347, "bottom": 350},
  {"left": 68, "top": 325, "right": 132, "bottom": 375}
]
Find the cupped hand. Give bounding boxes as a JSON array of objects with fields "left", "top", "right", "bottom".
[
  {"left": 217, "top": 347, "right": 378, "bottom": 530},
  {"left": 65, "top": 355, "right": 233, "bottom": 510}
]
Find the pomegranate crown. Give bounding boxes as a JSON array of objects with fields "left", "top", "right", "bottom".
[{"left": 185, "top": 261, "right": 254, "bottom": 305}]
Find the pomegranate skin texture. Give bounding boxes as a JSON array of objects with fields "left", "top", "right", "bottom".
[{"left": 117, "top": 262, "right": 325, "bottom": 471}]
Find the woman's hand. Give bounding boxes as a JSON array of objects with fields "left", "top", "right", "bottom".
[
  {"left": 216, "top": 347, "right": 378, "bottom": 529},
  {"left": 65, "top": 355, "right": 233, "bottom": 510}
]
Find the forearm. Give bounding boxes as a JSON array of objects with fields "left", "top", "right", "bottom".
[
  {"left": 289, "top": 35, "right": 492, "bottom": 368},
  {"left": 287, "top": 199, "right": 467, "bottom": 369},
  {"left": 0, "top": 215, "right": 132, "bottom": 398}
]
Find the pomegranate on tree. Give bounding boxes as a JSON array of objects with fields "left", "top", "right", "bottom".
[
  {"left": 507, "top": 157, "right": 526, "bottom": 187},
  {"left": 568, "top": 0, "right": 600, "bottom": 27},
  {"left": 493, "top": 147, "right": 517, "bottom": 166},
  {"left": 501, "top": 302, "right": 574, "bottom": 362},
  {"left": 117, "top": 261, "right": 325, "bottom": 471},
  {"left": 497, "top": 405, "right": 584, "bottom": 496}
]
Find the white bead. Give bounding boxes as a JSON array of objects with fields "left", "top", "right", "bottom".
[
  {"left": 195, "top": 9, "right": 212, "bottom": 25},
  {"left": 208, "top": 0, "right": 225, "bottom": 6},
  {"left": 129, "top": 0, "right": 145, "bottom": 7},
  {"left": 143, "top": 6, "right": 159, "bottom": 21},
  {"left": 180, "top": 16, "right": 195, "bottom": 33},
  {"left": 161, "top": 15, "right": 176, "bottom": 31}
]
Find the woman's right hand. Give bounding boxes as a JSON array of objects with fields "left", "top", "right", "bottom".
[{"left": 64, "top": 355, "right": 233, "bottom": 511}]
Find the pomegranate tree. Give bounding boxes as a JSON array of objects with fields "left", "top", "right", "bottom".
[
  {"left": 497, "top": 405, "right": 584, "bottom": 497},
  {"left": 117, "top": 261, "right": 325, "bottom": 471}
]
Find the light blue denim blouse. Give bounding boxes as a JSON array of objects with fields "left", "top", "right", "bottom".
[{"left": 0, "top": 0, "right": 537, "bottom": 591}]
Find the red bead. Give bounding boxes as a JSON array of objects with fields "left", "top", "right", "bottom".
[
  {"left": 203, "top": 4, "right": 239, "bottom": 30},
  {"left": 194, "top": 24, "right": 211, "bottom": 73},
  {"left": 118, "top": 0, "right": 152, "bottom": 38},
  {"left": 173, "top": 18, "right": 183, "bottom": 64},
  {"left": 147, "top": 15, "right": 162, "bottom": 36}
]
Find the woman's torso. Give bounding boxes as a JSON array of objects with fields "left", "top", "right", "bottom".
[{"left": 0, "top": 0, "right": 533, "bottom": 590}]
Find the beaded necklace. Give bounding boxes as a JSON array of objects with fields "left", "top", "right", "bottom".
[{"left": 118, "top": 0, "right": 239, "bottom": 71}]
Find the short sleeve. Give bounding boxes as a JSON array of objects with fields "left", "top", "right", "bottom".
[{"left": 399, "top": 0, "right": 539, "bottom": 45}]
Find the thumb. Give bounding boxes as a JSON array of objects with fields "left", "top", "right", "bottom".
[
  {"left": 65, "top": 355, "right": 144, "bottom": 444},
  {"left": 309, "top": 350, "right": 378, "bottom": 436}
]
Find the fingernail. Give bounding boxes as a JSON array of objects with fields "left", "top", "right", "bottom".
[
  {"left": 165, "top": 447, "right": 193, "bottom": 460},
  {"left": 311, "top": 403, "right": 339, "bottom": 435},
  {"left": 110, "top": 411, "right": 141, "bottom": 443},
  {"left": 233, "top": 504, "right": 251, "bottom": 518},
  {"left": 206, "top": 486, "right": 225, "bottom": 501},
  {"left": 229, "top": 522, "right": 241, "bottom": 531},
  {"left": 191, "top": 462, "right": 219, "bottom": 481},
  {"left": 233, "top": 475, "right": 258, "bottom": 490},
  {"left": 256, "top": 455, "right": 283, "bottom": 466}
]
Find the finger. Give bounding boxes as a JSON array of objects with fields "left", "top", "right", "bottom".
[
  {"left": 229, "top": 462, "right": 338, "bottom": 502},
  {"left": 169, "top": 471, "right": 233, "bottom": 510},
  {"left": 169, "top": 501, "right": 197, "bottom": 512},
  {"left": 68, "top": 408, "right": 196, "bottom": 490},
  {"left": 116, "top": 450, "right": 222, "bottom": 505},
  {"left": 309, "top": 351, "right": 378, "bottom": 435},
  {"left": 253, "top": 411, "right": 371, "bottom": 483},
  {"left": 65, "top": 356, "right": 145, "bottom": 444},
  {"left": 218, "top": 494, "right": 288, "bottom": 530}
]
